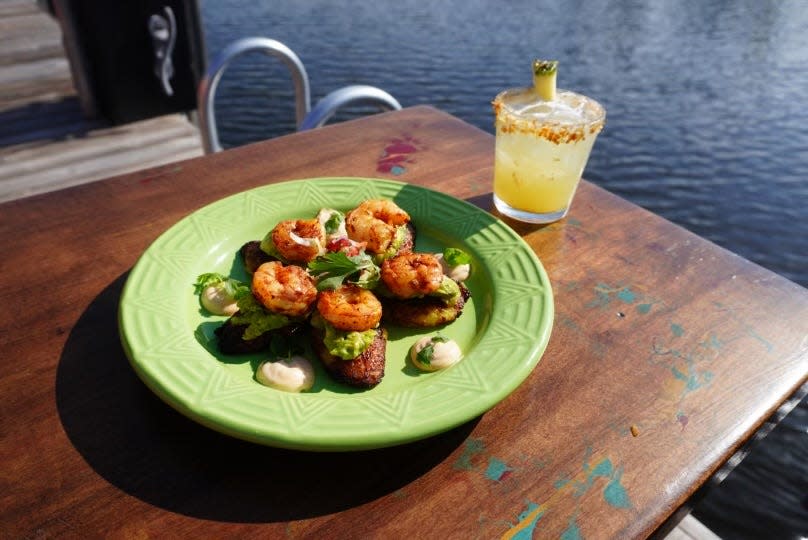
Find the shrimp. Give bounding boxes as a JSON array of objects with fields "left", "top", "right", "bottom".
[
  {"left": 252, "top": 261, "right": 317, "bottom": 317},
  {"left": 345, "top": 199, "right": 410, "bottom": 254},
  {"left": 271, "top": 218, "right": 326, "bottom": 263},
  {"left": 381, "top": 253, "right": 444, "bottom": 299},
  {"left": 317, "top": 284, "right": 382, "bottom": 331}
]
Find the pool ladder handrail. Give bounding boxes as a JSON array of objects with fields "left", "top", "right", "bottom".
[{"left": 197, "top": 37, "right": 402, "bottom": 154}]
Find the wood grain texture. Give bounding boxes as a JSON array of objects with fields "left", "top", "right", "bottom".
[
  {"left": 0, "top": 1, "right": 203, "bottom": 203},
  {"left": 1, "top": 106, "right": 806, "bottom": 539},
  {"left": 0, "top": 1, "right": 69, "bottom": 107},
  {"left": 0, "top": 113, "right": 202, "bottom": 202}
]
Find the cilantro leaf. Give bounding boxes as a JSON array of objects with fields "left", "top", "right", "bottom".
[
  {"left": 324, "top": 211, "right": 345, "bottom": 235},
  {"left": 417, "top": 343, "right": 434, "bottom": 366},
  {"left": 315, "top": 273, "right": 348, "bottom": 291},
  {"left": 307, "top": 251, "right": 380, "bottom": 291},
  {"left": 194, "top": 272, "right": 249, "bottom": 299},
  {"left": 308, "top": 251, "right": 357, "bottom": 275},
  {"left": 443, "top": 248, "right": 472, "bottom": 266},
  {"left": 194, "top": 272, "right": 227, "bottom": 294}
]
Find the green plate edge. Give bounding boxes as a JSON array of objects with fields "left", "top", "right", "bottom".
[{"left": 118, "top": 177, "right": 554, "bottom": 451}]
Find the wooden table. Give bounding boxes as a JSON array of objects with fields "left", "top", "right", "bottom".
[{"left": 2, "top": 106, "right": 806, "bottom": 538}]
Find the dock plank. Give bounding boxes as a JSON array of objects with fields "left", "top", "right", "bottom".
[
  {"left": 0, "top": 113, "right": 202, "bottom": 202},
  {"left": 0, "top": 58, "right": 73, "bottom": 111},
  {"left": 0, "top": 0, "right": 42, "bottom": 18},
  {"left": 0, "top": 0, "right": 203, "bottom": 202},
  {"left": 0, "top": 4, "right": 63, "bottom": 66}
]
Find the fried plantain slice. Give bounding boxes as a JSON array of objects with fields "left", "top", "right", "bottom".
[
  {"left": 311, "top": 327, "right": 387, "bottom": 388},
  {"left": 381, "top": 282, "right": 470, "bottom": 328},
  {"left": 240, "top": 240, "right": 276, "bottom": 274},
  {"left": 214, "top": 318, "right": 304, "bottom": 355},
  {"left": 214, "top": 318, "right": 274, "bottom": 354}
]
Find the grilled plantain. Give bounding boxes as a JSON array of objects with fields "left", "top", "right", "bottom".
[
  {"left": 240, "top": 240, "right": 276, "bottom": 274},
  {"left": 214, "top": 318, "right": 275, "bottom": 354},
  {"left": 311, "top": 326, "right": 387, "bottom": 388},
  {"left": 381, "top": 281, "right": 470, "bottom": 328}
]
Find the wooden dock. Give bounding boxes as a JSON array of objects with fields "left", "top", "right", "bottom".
[{"left": 0, "top": 0, "right": 202, "bottom": 203}]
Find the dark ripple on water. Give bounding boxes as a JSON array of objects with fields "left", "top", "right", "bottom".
[{"left": 200, "top": 0, "right": 808, "bottom": 536}]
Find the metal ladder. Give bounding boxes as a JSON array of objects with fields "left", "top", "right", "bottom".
[{"left": 197, "top": 37, "right": 402, "bottom": 154}]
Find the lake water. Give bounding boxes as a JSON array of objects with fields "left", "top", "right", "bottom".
[{"left": 199, "top": 0, "right": 807, "bottom": 537}]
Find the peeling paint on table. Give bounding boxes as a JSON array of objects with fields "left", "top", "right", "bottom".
[
  {"left": 649, "top": 321, "right": 716, "bottom": 398},
  {"left": 647, "top": 306, "right": 775, "bottom": 428},
  {"left": 486, "top": 458, "right": 515, "bottom": 482},
  {"left": 502, "top": 447, "right": 632, "bottom": 539},
  {"left": 574, "top": 279, "right": 777, "bottom": 432},
  {"left": 586, "top": 282, "right": 663, "bottom": 315},
  {"left": 453, "top": 437, "right": 486, "bottom": 471},
  {"left": 376, "top": 135, "right": 423, "bottom": 175}
]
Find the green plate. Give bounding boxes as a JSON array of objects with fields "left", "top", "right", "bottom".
[{"left": 119, "top": 178, "right": 553, "bottom": 451}]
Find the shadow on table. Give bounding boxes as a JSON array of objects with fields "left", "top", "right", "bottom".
[
  {"left": 465, "top": 192, "right": 553, "bottom": 235},
  {"left": 55, "top": 272, "right": 479, "bottom": 523}
]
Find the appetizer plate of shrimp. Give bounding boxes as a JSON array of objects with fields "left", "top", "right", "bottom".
[{"left": 119, "top": 177, "right": 553, "bottom": 451}]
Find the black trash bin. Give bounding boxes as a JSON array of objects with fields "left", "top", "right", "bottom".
[{"left": 55, "top": 0, "right": 206, "bottom": 125}]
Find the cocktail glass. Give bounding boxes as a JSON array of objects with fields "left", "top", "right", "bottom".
[{"left": 492, "top": 60, "right": 605, "bottom": 223}]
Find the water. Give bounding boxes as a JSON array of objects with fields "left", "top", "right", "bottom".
[{"left": 199, "top": 0, "right": 807, "bottom": 537}]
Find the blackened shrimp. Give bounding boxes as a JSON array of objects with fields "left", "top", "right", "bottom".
[
  {"left": 271, "top": 218, "right": 326, "bottom": 263},
  {"left": 345, "top": 199, "right": 409, "bottom": 254},
  {"left": 317, "top": 284, "right": 382, "bottom": 331},
  {"left": 381, "top": 253, "right": 444, "bottom": 299},
  {"left": 252, "top": 261, "right": 317, "bottom": 317}
]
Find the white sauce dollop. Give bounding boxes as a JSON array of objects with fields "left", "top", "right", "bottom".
[
  {"left": 200, "top": 284, "right": 239, "bottom": 316},
  {"left": 256, "top": 356, "right": 315, "bottom": 392},
  {"left": 410, "top": 336, "right": 463, "bottom": 372},
  {"left": 434, "top": 253, "right": 471, "bottom": 282},
  {"left": 317, "top": 207, "right": 347, "bottom": 239}
]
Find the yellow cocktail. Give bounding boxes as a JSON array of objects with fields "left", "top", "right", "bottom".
[{"left": 493, "top": 61, "right": 605, "bottom": 223}]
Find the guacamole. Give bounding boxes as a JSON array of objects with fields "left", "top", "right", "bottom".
[
  {"left": 230, "top": 294, "right": 290, "bottom": 340},
  {"left": 312, "top": 313, "right": 375, "bottom": 360},
  {"left": 431, "top": 276, "right": 461, "bottom": 304},
  {"left": 373, "top": 225, "right": 407, "bottom": 263},
  {"left": 259, "top": 231, "right": 284, "bottom": 261}
]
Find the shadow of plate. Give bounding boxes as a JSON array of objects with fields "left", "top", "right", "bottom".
[{"left": 55, "top": 272, "right": 480, "bottom": 523}]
